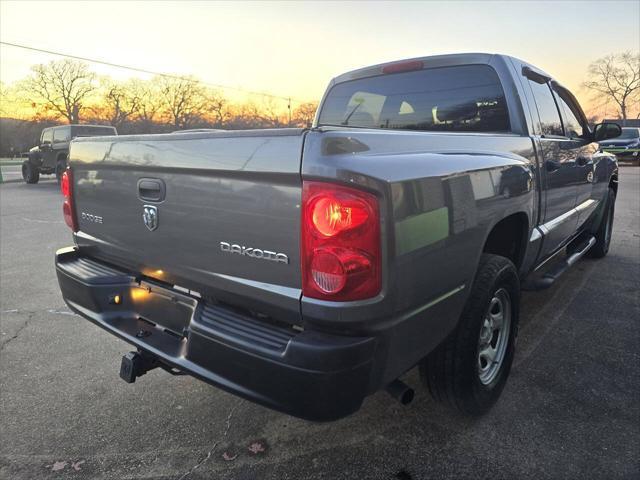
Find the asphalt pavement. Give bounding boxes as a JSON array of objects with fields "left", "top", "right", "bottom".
[{"left": 0, "top": 168, "right": 638, "bottom": 479}]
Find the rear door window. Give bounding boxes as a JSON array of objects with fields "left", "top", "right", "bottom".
[
  {"left": 318, "top": 64, "right": 511, "bottom": 133},
  {"left": 528, "top": 81, "right": 564, "bottom": 137},
  {"left": 553, "top": 87, "right": 588, "bottom": 139}
]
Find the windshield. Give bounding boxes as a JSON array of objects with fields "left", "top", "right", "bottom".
[
  {"left": 619, "top": 128, "right": 640, "bottom": 139},
  {"left": 318, "top": 64, "right": 510, "bottom": 133}
]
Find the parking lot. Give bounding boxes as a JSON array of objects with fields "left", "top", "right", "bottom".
[{"left": 0, "top": 168, "right": 638, "bottom": 479}]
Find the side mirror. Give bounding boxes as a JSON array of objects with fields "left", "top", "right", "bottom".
[{"left": 593, "top": 122, "right": 622, "bottom": 142}]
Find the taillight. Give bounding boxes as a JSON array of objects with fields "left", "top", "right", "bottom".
[
  {"left": 61, "top": 169, "right": 78, "bottom": 232},
  {"left": 302, "top": 181, "right": 380, "bottom": 301}
]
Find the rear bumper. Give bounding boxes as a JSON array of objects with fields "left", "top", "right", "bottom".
[{"left": 55, "top": 247, "right": 376, "bottom": 421}]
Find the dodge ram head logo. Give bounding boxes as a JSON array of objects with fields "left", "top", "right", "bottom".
[{"left": 143, "top": 205, "right": 158, "bottom": 231}]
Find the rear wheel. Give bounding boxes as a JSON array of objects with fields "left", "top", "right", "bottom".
[
  {"left": 22, "top": 162, "right": 40, "bottom": 184},
  {"left": 420, "top": 254, "right": 520, "bottom": 415},
  {"left": 587, "top": 188, "right": 615, "bottom": 259}
]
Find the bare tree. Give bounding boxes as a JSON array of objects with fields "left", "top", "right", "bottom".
[
  {"left": 158, "top": 76, "right": 206, "bottom": 130},
  {"left": 25, "top": 59, "right": 96, "bottom": 124},
  {"left": 256, "top": 96, "right": 286, "bottom": 128},
  {"left": 583, "top": 52, "right": 640, "bottom": 124},
  {"left": 98, "top": 80, "right": 140, "bottom": 128},
  {"left": 292, "top": 101, "right": 318, "bottom": 127},
  {"left": 203, "top": 88, "right": 230, "bottom": 127},
  {"left": 126, "top": 79, "right": 162, "bottom": 128},
  {"left": 226, "top": 102, "right": 262, "bottom": 129}
]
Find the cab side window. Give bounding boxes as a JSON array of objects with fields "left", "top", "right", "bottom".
[
  {"left": 528, "top": 80, "right": 564, "bottom": 137},
  {"left": 553, "top": 88, "right": 588, "bottom": 139},
  {"left": 41, "top": 129, "right": 53, "bottom": 145}
]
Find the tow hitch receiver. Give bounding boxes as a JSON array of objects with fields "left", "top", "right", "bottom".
[{"left": 119, "top": 351, "right": 159, "bottom": 383}]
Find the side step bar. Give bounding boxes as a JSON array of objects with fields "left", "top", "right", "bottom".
[{"left": 523, "top": 236, "right": 596, "bottom": 291}]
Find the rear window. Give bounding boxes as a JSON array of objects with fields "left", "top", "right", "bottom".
[
  {"left": 72, "top": 126, "right": 117, "bottom": 137},
  {"left": 318, "top": 64, "right": 510, "bottom": 133}
]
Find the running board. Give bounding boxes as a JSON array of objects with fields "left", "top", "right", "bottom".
[{"left": 523, "top": 236, "right": 596, "bottom": 291}]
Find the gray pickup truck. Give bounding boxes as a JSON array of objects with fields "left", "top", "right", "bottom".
[{"left": 55, "top": 53, "right": 621, "bottom": 421}]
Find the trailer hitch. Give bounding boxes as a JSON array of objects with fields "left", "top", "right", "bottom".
[
  {"left": 119, "top": 351, "right": 159, "bottom": 383},
  {"left": 120, "top": 350, "right": 186, "bottom": 383}
]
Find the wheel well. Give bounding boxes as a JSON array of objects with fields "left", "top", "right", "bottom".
[{"left": 482, "top": 213, "right": 528, "bottom": 270}]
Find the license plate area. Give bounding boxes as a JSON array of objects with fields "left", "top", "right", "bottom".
[{"left": 130, "top": 280, "right": 198, "bottom": 336}]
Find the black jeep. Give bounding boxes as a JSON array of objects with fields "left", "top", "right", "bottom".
[{"left": 22, "top": 124, "right": 117, "bottom": 184}]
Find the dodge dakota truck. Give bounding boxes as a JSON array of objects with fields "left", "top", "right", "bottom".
[{"left": 55, "top": 53, "right": 621, "bottom": 421}]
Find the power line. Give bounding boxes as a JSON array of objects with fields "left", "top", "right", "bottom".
[{"left": 0, "top": 41, "right": 306, "bottom": 103}]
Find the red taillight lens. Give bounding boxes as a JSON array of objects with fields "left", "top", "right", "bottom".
[
  {"left": 60, "top": 170, "right": 70, "bottom": 197},
  {"left": 61, "top": 169, "right": 78, "bottom": 232},
  {"left": 302, "top": 181, "right": 380, "bottom": 301},
  {"left": 310, "top": 195, "right": 370, "bottom": 237}
]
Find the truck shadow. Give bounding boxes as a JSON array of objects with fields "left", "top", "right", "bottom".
[{"left": 182, "top": 247, "right": 616, "bottom": 479}]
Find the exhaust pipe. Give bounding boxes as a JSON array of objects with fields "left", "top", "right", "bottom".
[{"left": 386, "top": 379, "right": 414, "bottom": 405}]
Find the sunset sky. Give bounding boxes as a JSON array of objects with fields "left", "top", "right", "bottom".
[{"left": 1, "top": 0, "right": 639, "bottom": 116}]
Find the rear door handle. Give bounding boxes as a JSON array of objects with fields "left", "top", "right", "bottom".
[{"left": 137, "top": 178, "right": 166, "bottom": 202}]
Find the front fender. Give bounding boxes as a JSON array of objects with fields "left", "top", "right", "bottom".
[{"left": 27, "top": 149, "right": 42, "bottom": 165}]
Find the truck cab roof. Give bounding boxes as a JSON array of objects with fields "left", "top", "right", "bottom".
[{"left": 331, "top": 53, "right": 552, "bottom": 84}]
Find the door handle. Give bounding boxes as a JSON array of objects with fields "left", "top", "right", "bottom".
[
  {"left": 546, "top": 160, "right": 561, "bottom": 172},
  {"left": 137, "top": 178, "right": 166, "bottom": 202}
]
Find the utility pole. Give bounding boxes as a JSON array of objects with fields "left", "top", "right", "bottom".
[{"left": 288, "top": 97, "right": 292, "bottom": 127}]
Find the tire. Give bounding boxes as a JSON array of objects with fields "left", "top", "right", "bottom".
[
  {"left": 21, "top": 162, "right": 40, "bottom": 184},
  {"left": 55, "top": 159, "right": 67, "bottom": 184},
  {"left": 420, "top": 254, "right": 520, "bottom": 415},
  {"left": 587, "top": 188, "right": 615, "bottom": 259}
]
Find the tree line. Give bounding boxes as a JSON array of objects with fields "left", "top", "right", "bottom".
[{"left": 0, "top": 59, "right": 318, "bottom": 155}]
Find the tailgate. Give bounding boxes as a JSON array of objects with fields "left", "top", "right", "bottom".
[{"left": 69, "top": 129, "right": 305, "bottom": 324}]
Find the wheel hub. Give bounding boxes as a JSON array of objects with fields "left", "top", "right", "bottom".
[{"left": 477, "top": 288, "right": 511, "bottom": 385}]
